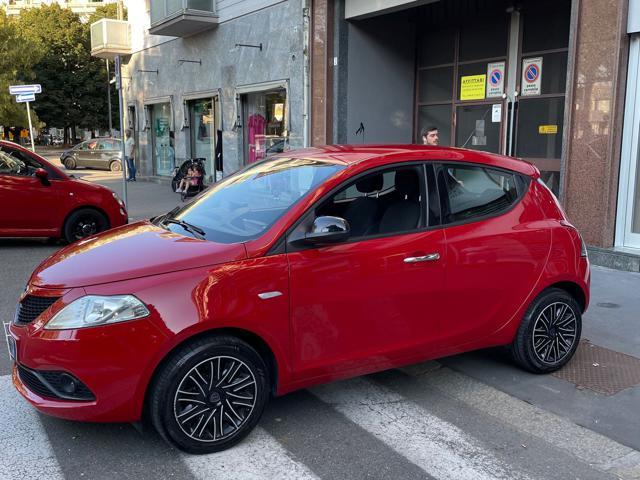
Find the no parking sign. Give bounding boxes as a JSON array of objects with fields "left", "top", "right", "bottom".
[
  {"left": 486, "top": 61, "right": 505, "bottom": 98},
  {"left": 521, "top": 57, "right": 542, "bottom": 96}
]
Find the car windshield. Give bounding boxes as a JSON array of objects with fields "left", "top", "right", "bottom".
[{"left": 162, "top": 157, "right": 345, "bottom": 243}]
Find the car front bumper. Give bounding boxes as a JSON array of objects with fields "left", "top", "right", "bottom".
[{"left": 8, "top": 287, "right": 167, "bottom": 423}]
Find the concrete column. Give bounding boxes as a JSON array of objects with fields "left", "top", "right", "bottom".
[{"left": 310, "top": 0, "right": 334, "bottom": 146}]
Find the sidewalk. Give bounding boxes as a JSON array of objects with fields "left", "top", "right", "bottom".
[{"left": 442, "top": 265, "right": 640, "bottom": 452}]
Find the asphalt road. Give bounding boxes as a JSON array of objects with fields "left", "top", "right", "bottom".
[{"left": 1, "top": 162, "right": 639, "bottom": 480}]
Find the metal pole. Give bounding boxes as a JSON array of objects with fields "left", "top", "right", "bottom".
[
  {"left": 106, "top": 59, "right": 113, "bottom": 135},
  {"left": 115, "top": 54, "right": 128, "bottom": 207},
  {"left": 26, "top": 101, "right": 35, "bottom": 152}
]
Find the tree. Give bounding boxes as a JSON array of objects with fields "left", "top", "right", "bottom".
[
  {"left": 14, "top": 4, "right": 123, "bottom": 143},
  {"left": 0, "top": 11, "right": 41, "bottom": 128}
]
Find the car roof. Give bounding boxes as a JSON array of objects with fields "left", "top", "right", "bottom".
[{"left": 281, "top": 145, "right": 539, "bottom": 177}]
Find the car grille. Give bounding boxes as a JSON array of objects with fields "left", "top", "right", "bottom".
[
  {"left": 14, "top": 295, "right": 60, "bottom": 326},
  {"left": 17, "top": 364, "right": 95, "bottom": 401}
]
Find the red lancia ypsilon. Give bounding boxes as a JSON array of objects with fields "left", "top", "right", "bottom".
[{"left": 7, "top": 146, "right": 589, "bottom": 453}]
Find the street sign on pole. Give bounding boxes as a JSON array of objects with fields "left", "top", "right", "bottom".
[
  {"left": 9, "top": 84, "right": 42, "bottom": 95},
  {"left": 16, "top": 93, "right": 36, "bottom": 103},
  {"left": 25, "top": 102, "right": 35, "bottom": 152}
]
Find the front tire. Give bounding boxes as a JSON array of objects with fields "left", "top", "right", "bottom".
[
  {"left": 511, "top": 288, "right": 582, "bottom": 373},
  {"left": 149, "top": 335, "right": 269, "bottom": 454},
  {"left": 63, "top": 208, "right": 109, "bottom": 243},
  {"left": 63, "top": 157, "right": 76, "bottom": 170}
]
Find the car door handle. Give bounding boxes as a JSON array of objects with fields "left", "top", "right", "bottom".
[{"left": 404, "top": 253, "right": 440, "bottom": 263}]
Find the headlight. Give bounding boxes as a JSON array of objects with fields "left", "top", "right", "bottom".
[
  {"left": 45, "top": 295, "right": 150, "bottom": 330},
  {"left": 112, "top": 192, "right": 124, "bottom": 207}
]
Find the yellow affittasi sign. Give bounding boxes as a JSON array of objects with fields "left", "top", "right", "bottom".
[
  {"left": 460, "top": 75, "right": 486, "bottom": 101},
  {"left": 538, "top": 125, "right": 558, "bottom": 134}
]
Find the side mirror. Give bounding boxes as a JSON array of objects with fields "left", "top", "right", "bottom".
[
  {"left": 303, "top": 216, "right": 350, "bottom": 245},
  {"left": 35, "top": 168, "right": 50, "bottom": 186}
]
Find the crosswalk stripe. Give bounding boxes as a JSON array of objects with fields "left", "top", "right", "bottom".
[
  {"left": 312, "top": 377, "right": 532, "bottom": 480},
  {"left": 0, "top": 375, "right": 64, "bottom": 480},
  {"left": 405, "top": 363, "right": 640, "bottom": 480},
  {"left": 182, "top": 427, "right": 320, "bottom": 480}
]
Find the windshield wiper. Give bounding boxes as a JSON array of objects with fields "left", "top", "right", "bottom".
[{"left": 161, "top": 218, "right": 206, "bottom": 240}]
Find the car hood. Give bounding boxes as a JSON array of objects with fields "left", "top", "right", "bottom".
[{"left": 30, "top": 221, "right": 247, "bottom": 288}]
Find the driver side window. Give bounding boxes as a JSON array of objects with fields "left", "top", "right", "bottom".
[
  {"left": 294, "top": 165, "right": 426, "bottom": 241},
  {"left": 0, "top": 149, "right": 40, "bottom": 176}
]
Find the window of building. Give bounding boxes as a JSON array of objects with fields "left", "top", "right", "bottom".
[
  {"left": 241, "top": 89, "right": 287, "bottom": 165},
  {"left": 150, "top": 102, "right": 174, "bottom": 176},
  {"left": 188, "top": 97, "right": 218, "bottom": 180}
]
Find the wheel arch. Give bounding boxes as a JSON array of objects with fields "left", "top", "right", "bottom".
[{"left": 544, "top": 281, "right": 587, "bottom": 313}]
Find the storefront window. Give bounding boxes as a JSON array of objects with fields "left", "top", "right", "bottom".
[
  {"left": 417, "top": 105, "right": 452, "bottom": 146},
  {"left": 242, "top": 89, "right": 287, "bottom": 165},
  {"left": 151, "top": 102, "right": 174, "bottom": 176},
  {"left": 189, "top": 98, "right": 216, "bottom": 178}
]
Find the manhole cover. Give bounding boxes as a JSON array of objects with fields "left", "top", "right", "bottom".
[{"left": 553, "top": 341, "right": 640, "bottom": 395}]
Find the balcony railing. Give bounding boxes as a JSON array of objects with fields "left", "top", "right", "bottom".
[
  {"left": 149, "top": 0, "right": 218, "bottom": 37},
  {"left": 90, "top": 19, "right": 131, "bottom": 60}
]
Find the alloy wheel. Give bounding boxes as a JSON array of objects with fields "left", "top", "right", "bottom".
[
  {"left": 173, "top": 356, "right": 257, "bottom": 443},
  {"left": 72, "top": 216, "right": 99, "bottom": 240},
  {"left": 531, "top": 301, "right": 577, "bottom": 365}
]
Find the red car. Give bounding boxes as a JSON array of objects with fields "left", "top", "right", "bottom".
[
  {"left": 7, "top": 146, "right": 589, "bottom": 454},
  {"left": 0, "top": 140, "right": 127, "bottom": 243}
]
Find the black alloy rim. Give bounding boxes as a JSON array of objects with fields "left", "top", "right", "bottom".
[
  {"left": 531, "top": 301, "right": 578, "bottom": 364},
  {"left": 173, "top": 356, "right": 257, "bottom": 443},
  {"left": 72, "top": 215, "right": 99, "bottom": 240}
]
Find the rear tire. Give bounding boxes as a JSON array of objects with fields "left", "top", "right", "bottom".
[
  {"left": 149, "top": 335, "right": 269, "bottom": 454},
  {"left": 109, "top": 160, "right": 122, "bottom": 172},
  {"left": 63, "top": 208, "right": 109, "bottom": 243},
  {"left": 63, "top": 157, "right": 76, "bottom": 170},
  {"left": 511, "top": 288, "right": 582, "bottom": 373}
]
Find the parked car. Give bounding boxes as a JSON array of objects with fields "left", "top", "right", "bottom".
[
  {"left": 60, "top": 138, "right": 123, "bottom": 172},
  {"left": 8, "top": 145, "right": 589, "bottom": 454},
  {"left": 0, "top": 140, "right": 128, "bottom": 243}
]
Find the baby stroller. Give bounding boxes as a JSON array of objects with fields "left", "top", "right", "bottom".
[{"left": 171, "top": 158, "right": 207, "bottom": 201}]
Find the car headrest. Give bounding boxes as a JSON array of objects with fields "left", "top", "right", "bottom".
[
  {"left": 356, "top": 174, "right": 384, "bottom": 194},
  {"left": 395, "top": 169, "right": 419, "bottom": 197}
]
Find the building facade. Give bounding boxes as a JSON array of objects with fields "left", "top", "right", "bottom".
[
  {"left": 309, "top": 0, "right": 640, "bottom": 270},
  {"left": 122, "top": 0, "right": 309, "bottom": 182}
]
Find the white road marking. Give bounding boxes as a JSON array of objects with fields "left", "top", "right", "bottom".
[
  {"left": 182, "top": 427, "right": 320, "bottom": 480},
  {"left": 405, "top": 364, "right": 640, "bottom": 480},
  {"left": 312, "top": 377, "right": 532, "bottom": 480},
  {"left": 0, "top": 374, "right": 64, "bottom": 480}
]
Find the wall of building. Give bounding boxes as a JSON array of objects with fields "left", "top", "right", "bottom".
[
  {"left": 123, "top": 0, "right": 304, "bottom": 177},
  {"left": 345, "top": 11, "right": 416, "bottom": 144}
]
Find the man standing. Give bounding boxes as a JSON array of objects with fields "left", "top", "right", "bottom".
[
  {"left": 125, "top": 130, "right": 136, "bottom": 181},
  {"left": 422, "top": 126, "right": 439, "bottom": 146}
]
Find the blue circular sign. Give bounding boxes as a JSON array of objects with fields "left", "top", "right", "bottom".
[
  {"left": 525, "top": 64, "right": 540, "bottom": 83},
  {"left": 490, "top": 69, "right": 502, "bottom": 86}
]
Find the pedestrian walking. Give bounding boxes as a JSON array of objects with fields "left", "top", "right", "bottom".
[{"left": 125, "top": 130, "right": 136, "bottom": 181}]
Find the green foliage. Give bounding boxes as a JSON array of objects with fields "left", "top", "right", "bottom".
[
  {"left": 6, "top": 3, "right": 127, "bottom": 133},
  {"left": 0, "top": 10, "right": 41, "bottom": 126}
]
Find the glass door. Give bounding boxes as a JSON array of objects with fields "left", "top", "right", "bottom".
[
  {"left": 415, "top": 5, "right": 510, "bottom": 153},
  {"left": 510, "top": 0, "right": 571, "bottom": 195},
  {"left": 189, "top": 97, "right": 216, "bottom": 179},
  {"left": 617, "top": 35, "right": 640, "bottom": 250}
]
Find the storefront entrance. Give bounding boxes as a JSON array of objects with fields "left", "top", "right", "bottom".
[
  {"left": 149, "top": 102, "right": 174, "bottom": 176},
  {"left": 617, "top": 34, "right": 640, "bottom": 251},
  {"left": 241, "top": 87, "right": 287, "bottom": 165},
  {"left": 416, "top": 0, "right": 570, "bottom": 194},
  {"left": 188, "top": 97, "right": 219, "bottom": 181}
]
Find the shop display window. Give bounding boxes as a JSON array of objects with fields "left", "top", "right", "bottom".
[{"left": 242, "top": 89, "right": 287, "bottom": 165}]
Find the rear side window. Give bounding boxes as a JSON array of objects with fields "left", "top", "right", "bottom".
[{"left": 438, "top": 164, "right": 520, "bottom": 223}]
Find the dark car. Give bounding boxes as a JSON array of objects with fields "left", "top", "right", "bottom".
[
  {"left": 0, "top": 140, "right": 128, "bottom": 243},
  {"left": 9, "top": 146, "right": 588, "bottom": 454},
  {"left": 61, "top": 138, "right": 123, "bottom": 172}
]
